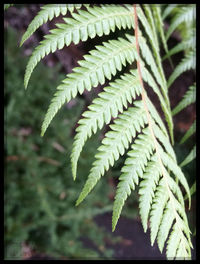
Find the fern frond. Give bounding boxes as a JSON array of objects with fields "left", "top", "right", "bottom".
[
  {"left": 172, "top": 84, "right": 196, "bottom": 116},
  {"left": 24, "top": 4, "right": 135, "bottom": 88},
  {"left": 112, "top": 127, "right": 154, "bottom": 231},
  {"left": 126, "top": 33, "right": 174, "bottom": 144},
  {"left": 180, "top": 120, "right": 196, "bottom": 144},
  {"left": 152, "top": 5, "right": 174, "bottom": 68},
  {"left": 141, "top": 66, "right": 174, "bottom": 142},
  {"left": 138, "top": 36, "right": 170, "bottom": 111},
  {"left": 159, "top": 148, "right": 191, "bottom": 208},
  {"left": 71, "top": 69, "right": 141, "bottom": 180},
  {"left": 163, "top": 31, "right": 195, "bottom": 60},
  {"left": 142, "top": 5, "right": 159, "bottom": 50},
  {"left": 20, "top": 4, "right": 83, "bottom": 47},
  {"left": 166, "top": 5, "right": 196, "bottom": 41},
  {"left": 139, "top": 154, "right": 161, "bottom": 232},
  {"left": 162, "top": 4, "right": 178, "bottom": 20},
  {"left": 114, "top": 119, "right": 191, "bottom": 238},
  {"left": 184, "top": 181, "right": 196, "bottom": 200},
  {"left": 71, "top": 63, "right": 175, "bottom": 181},
  {"left": 152, "top": 122, "right": 176, "bottom": 161},
  {"left": 166, "top": 217, "right": 192, "bottom": 260},
  {"left": 138, "top": 152, "right": 192, "bottom": 259},
  {"left": 136, "top": 5, "right": 160, "bottom": 62},
  {"left": 167, "top": 50, "right": 195, "bottom": 88},
  {"left": 145, "top": 96, "right": 168, "bottom": 138},
  {"left": 111, "top": 101, "right": 177, "bottom": 232},
  {"left": 76, "top": 101, "right": 147, "bottom": 206},
  {"left": 141, "top": 96, "right": 175, "bottom": 162},
  {"left": 41, "top": 36, "right": 138, "bottom": 137},
  {"left": 149, "top": 175, "right": 169, "bottom": 246},
  {"left": 126, "top": 6, "right": 169, "bottom": 103},
  {"left": 110, "top": 95, "right": 191, "bottom": 258},
  {"left": 19, "top": 3, "right": 194, "bottom": 259},
  {"left": 154, "top": 179, "right": 191, "bottom": 259},
  {"left": 112, "top": 119, "right": 177, "bottom": 232},
  {"left": 151, "top": 5, "right": 170, "bottom": 59},
  {"left": 180, "top": 145, "right": 196, "bottom": 168},
  {"left": 26, "top": 4, "right": 174, "bottom": 145},
  {"left": 156, "top": 203, "right": 175, "bottom": 252}
]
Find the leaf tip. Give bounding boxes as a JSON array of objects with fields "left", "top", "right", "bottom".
[
  {"left": 20, "top": 39, "right": 24, "bottom": 48},
  {"left": 24, "top": 79, "right": 28, "bottom": 90},
  {"left": 75, "top": 199, "right": 81, "bottom": 207},
  {"left": 188, "top": 196, "right": 191, "bottom": 210},
  {"left": 112, "top": 226, "right": 116, "bottom": 232},
  {"left": 71, "top": 163, "right": 77, "bottom": 181}
]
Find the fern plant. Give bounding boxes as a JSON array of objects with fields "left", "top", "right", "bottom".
[
  {"left": 162, "top": 4, "right": 196, "bottom": 196},
  {"left": 18, "top": 4, "right": 195, "bottom": 260},
  {"left": 165, "top": 2, "right": 196, "bottom": 88}
]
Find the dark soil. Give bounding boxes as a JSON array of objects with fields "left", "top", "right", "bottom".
[
  {"left": 25, "top": 213, "right": 196, "bottom": 260},
  {"left": 94, "top": 213, "right": 166, "bottom": 260},
  {"left": 93, "top": 213, "right": 196, "bottom": 260}
]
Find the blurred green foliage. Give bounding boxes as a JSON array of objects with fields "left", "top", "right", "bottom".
[{"left": 4, "top": 26, "right": 119, "bottom": 260}]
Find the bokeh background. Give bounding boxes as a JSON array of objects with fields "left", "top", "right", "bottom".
[{"left": 4, "top": 4, "right": 196, "bottom": 260}]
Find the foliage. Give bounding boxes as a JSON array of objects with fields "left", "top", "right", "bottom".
[
  {"left": 162, "top": 4, "right": 196, "bottom": 197},
  {"left": 5, "top": 4, "right": 196, "bottom": 260},
  {"left": 4, "top": 27, "right": 117, "bottom": 260}
]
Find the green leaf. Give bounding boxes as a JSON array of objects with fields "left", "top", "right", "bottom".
[
  {"left": 167, "top": 50, "right": 195, "bottom": 88},
  {"left": 112, "top": 128, "right": 154, "bottom": 231},
  {"left": 166, "top": 5, "right": 196, "bottom": 41},
  {"left": 20, "top": 4, "right": 83, "bottom": 46},
  {"left": 76, "top": 102, "right": 147, "bottom": 206},
  {"left": 172, "top": 85, "right": 196, "bottom": 116},
  {"left": 139, "top": 155, "right": 162, "bottom": 233},
  {"left": 24, "top": 4, "right": 134, "bottom": 88},
  {"left": 71, "top": 70, "right": 141, "bottom": 180},
  {"left": 180, "top": 120, "right": 196, "bottom": 144},
  {"left": 180, "top": 145, "right": 196, "bottom": 168},
  {"left": 41, "top": 36, "right": 138, "bottom": 137},
  {"left": 184, "top": 181, "right": 196, "bottom": 200},
  {"left": 162, "top": 4, "right": 178, "bottom": 20},
  {"left": 163, "top": 31, "right": 195, "bottom": 60}
]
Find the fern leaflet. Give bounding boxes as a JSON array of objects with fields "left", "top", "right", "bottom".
[
  {"left": 151, "top": 5, "right": 172, "bottom": 67},
  {"left": 172, "top": 84, "right": 196, "bottom": 116},
  {"left": 180, "top": 120, "right": 196, "bottom": 145},
  {"left": 20, "top": 4, "right": 84, "bottom": 47},
  {"left": 180, "top": 145, "right": 196, "bottom": 168},
  {"left": 112, "top": 127, "right": 154, "bottom": 231},
  {"left": 167, "top": 50, "right": 195, "bottom": 88},
  {"left": 24, "top": 4, "right": 134, "bottom": 88},
  {"left": 76, "top": 101, "right": 147, "bottom": 206},
  {"left": 166, "top": 5, "right": 196, "bottom": 41},
  {"left": 163, "top": 30, "right": 195, "bottom": 60},
  {"left": 71, "top": 70, "right": 141, "bottom": 179},
  {"left": 41, "top": 36, "right": 138, "bottom": 137},
  {"left": 162, "top": 4, "right": 178, "bottom": 20}
]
